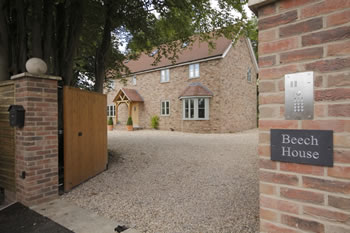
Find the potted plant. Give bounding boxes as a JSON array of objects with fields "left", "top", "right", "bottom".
[
  {"left": 126, "top": 116, "right": 133, "bottom": 131},
  {"left": 107, "top": 117, "right": 113, "bottom": 131}
]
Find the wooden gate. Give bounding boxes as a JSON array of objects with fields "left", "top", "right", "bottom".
[
  {"left": 0, "top": 81, "right": 16, "bottom": 193},
  {"left": 63, "top": 87, "right": 107, "bottom": 192}
]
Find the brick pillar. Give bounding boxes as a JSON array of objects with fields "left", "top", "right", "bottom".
[
  {"left": 249, "top": 0, "right": 350, "bottom": 232},
  {"left": 11, "top": 72, "right": 61, "bottom": 206}
]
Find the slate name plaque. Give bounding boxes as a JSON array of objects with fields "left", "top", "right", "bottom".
[{"left": 271, "top": 129, "right": 333, "bottom": 167}]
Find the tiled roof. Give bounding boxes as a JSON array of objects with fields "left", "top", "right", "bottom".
[
  {"left": 126, "top": 36, "right": 232, "bottom": 74},
  {"left": 122, "top": 88, "right": 144, "bottom": 102},
  {"left": 179, "top": 82, "right": 214, "bottom": 98}
]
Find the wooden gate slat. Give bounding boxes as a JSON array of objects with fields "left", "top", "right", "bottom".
[
  {"left": 63, "top": 87, "right": 107, "bottom": 192},
  {"left": 0, "top": 81, "right": 15, "bottom": 192}
]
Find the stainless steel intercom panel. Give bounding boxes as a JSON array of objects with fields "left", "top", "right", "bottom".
[{"left": 285, "top": 71, "right": 314, "bottom": 120}]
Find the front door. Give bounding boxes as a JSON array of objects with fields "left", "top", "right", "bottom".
[{"left": 132, "top": 103, "right": 139, "bottom": 127}]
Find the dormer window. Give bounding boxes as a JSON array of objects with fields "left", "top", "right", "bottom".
[
  {"left": 160, "top": 69, "right": 170, "bottom": 83},
  {"left": 182, "top": 42, "right": 189, "bottom": 48},
  {"left": 189, "top": 63, "right": 200, "bottom": 78},
  {"left": 149, "top": 49, "right": 158, "bottom": 57}
]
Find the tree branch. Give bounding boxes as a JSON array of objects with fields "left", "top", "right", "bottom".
[
  {"left": 94, "top": 0, "right": 112, "bottom": 92},
  {"left": 43, "top": 0, "right": 53, "bottom": 71},
  {"left": 31, "top": 0, "right": 42, "bottom": 58},
  {"left": 0, "top": 0, "right": 9, "bottom": 80},
  {"left": 16, "top": 0, "right": 27, "bottom": 73},
  {"left": 62, "top": 0, "right": 84, "bottom": 85}
]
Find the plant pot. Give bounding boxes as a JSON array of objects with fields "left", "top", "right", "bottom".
[
  {"left": 126, "top": 125, "right": 133, "bottom": 131},
  {"left": 107, "top": 125, "right": 113, "bottom": 131}
]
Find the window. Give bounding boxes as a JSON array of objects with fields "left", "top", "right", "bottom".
[
  {"left": 161, "top": 100, "right": 170, "bottom": 116},
  {"left": 247, "top": 67, "right": 252, "bottom": 82},
  {"left": 149, "top": 49, "right": 158, "bottom": 57},
  {"left": 160, "top": 69, "right": 170, "bottom": 83},
  {"left": 111, "top": 81, "right": 115, "bottom": 89},
  {"left": 132, "top": 75, "right": 136, "bottom": 85},
  {"left": 182, "top": 42, "right": 189, "bottom": 48},
  {"left": 182, "top": 98, "right": 209, "bottom": 120},
  {"left": 189, "top": 63, "right": 200, "bottom": 78},
  {"left": 107, "top": 105, "right": 116, "bottom": 116}
]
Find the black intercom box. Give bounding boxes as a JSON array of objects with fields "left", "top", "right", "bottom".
[{"left": 8, "top": 105, "right": 25, "bottom": 128}]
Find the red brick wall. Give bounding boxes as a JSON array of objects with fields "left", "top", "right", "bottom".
[
  {"left": 12, "top": 74, "right": 60, "bottom": 206},
  {"left": 255, "top": 0, "right": 350, "bottom": 232}
]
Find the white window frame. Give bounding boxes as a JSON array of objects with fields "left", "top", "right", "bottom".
[
  {"left": 161, "top": 100, "right": 170, "bottom": 116},
  {"left": 182, "top": 97, "right": 209, "bottom": 120},
  {"left": 247, "top": 67, "right": 252, "bottom": 82},
  {"left": 107, "top": 105, "right": 115, "bottom": 116},
  {"left": 189, "top": 63, "right": 200, "bottom": 79},
  {"left": 132, "top": 75, "right": 137, "bottom": 85},
  {"left": 160, "top": 69, "right": 170, "bottom": 83}
]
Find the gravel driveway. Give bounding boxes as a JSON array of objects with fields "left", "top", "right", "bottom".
[{"left": 62, "top": 129, "right": 259, "bottom": 233}]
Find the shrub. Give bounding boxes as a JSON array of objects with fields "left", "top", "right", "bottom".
[
  {"left": 151, "top": 115, "right": 159, "bottom": 129},
  {"left": 107, "top": 117, "right": 113, "bottom": 125},
  {"left": 126, "top": 116, "right": 133, "bottom": 126}
]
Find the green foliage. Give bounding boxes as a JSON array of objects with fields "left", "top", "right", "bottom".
[
  {"left": 108, "top": 117, "right": 113, "bottom": 125},
  {"left": 126, "top": 116, "right": 133, "bottom": 126},
  {"left": 151, "top": 115, "right": 160, "bottom": 129},
  {"left": 127, "top": 0, "right": 251, "bottom": 68},
  {"left": 243, "top": 16, "right": 258, "bottom": 59},
  {"left": 0, "top": 0, "right": 254, "bottom": 91}
]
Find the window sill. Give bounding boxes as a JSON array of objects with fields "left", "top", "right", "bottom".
[
  {"left": 189, "top": 76, "right": 200, "bottom": 79},
  {"left": 160, "top": 81, "right": 170, "bottom": 83},
  {"left": 161, "top": 114, "right": 170, "bottom": 117},
  {"left": 182, "top": 118, "right": 209, "bottom": 121}
]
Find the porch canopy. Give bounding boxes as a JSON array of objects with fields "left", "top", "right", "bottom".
[{"left": 113, "top": 88, "right": 144, "bottom": 120}]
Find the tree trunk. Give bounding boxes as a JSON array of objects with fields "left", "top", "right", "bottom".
[
  {"left": 0, "top": 0, "right": 9, "bottom": 81},
  {"left": 54, "top": 2, "right": 66, "bottom": 76},
  {"left": 62, "top": 0, "right": 84, "bottom": 86},
  {"left": 16, "top": 0, "right": 27, "bottom": 73},
  {"left": 94, "top": 0, "right": 112, "bottom": 93},
  {"left": 43, "top": 0, "right": 53, "bottom": 72},
  {"left": 31, "top": 0, "right": 42, "bottom": 58}
]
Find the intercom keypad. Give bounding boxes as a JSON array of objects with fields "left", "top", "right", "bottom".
[{"left": 285, "top": 72, "right": 314, "bottom": 120}]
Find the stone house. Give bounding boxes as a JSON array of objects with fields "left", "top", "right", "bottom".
[{"left": 106, "top": 36, "right": 259, "bottom": 133}]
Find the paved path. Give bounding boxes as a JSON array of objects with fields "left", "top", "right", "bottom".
[
  {"left": 63, "top": 129, "right": 259, "bottom": 233},
  {"left": 0, "top": 202, "right": 73, "bottom": 233},
  {"left": 32, "top": 199, "right": 139, "bottom": 233}
]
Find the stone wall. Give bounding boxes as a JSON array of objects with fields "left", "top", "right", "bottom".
[
  {"left": 107, "top": 38, "right": 257, "bottom": 133},
  {"left": 219, "top": 39, "right": 258, "bottom": 133},
  {"left": 250, "top": 0, "right": 350, "bottom": 232},
  {"left": 117, "top": 103, "right": 128, "bottom": 125}
]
